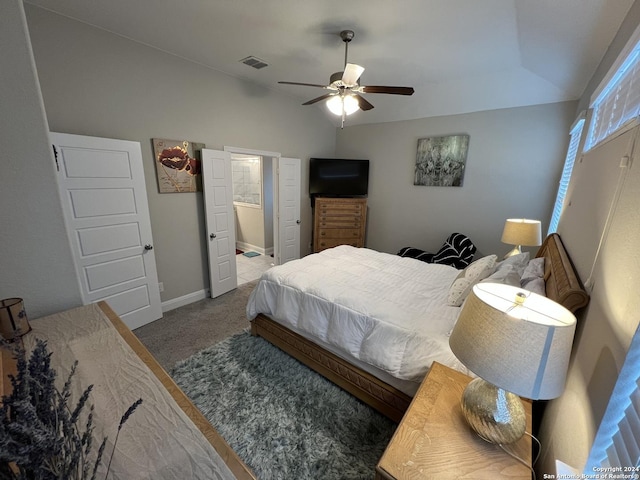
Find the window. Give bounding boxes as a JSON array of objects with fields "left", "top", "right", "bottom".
[
  {"left": 231, "top": 155, "right": 261, "bottom": 207},
  {"left": 586, "top": 26, "right": 640, "bottom": 151},
  {"left": 548, "top": 117, "right": 585, "bottom": 235},
  {"left": 584, "top": 323, "right": 640, "bottom": 471}
]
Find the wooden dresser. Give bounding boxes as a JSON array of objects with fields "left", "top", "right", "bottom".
[
  {"left": 313, "top": 196, "right": 367, "bottom": 252},
  {"left": 376, "top": 362, "right": 532, "bottom": 480}
]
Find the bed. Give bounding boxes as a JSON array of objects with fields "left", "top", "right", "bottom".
[
  {"left": 0, "top": 302, "right": 255, "bottom": 480},
  {"left": 247, "top": 233, "right": 589, "bottom": 423}
]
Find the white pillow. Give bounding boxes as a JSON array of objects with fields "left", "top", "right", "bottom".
[
  {"left": 522, "top": 277, "right": 546, "bottom": 296},
  {"left": 481, "top": 264, "right": 521, "bottom": 287},
  {"left": 447, "top": 255, "right": 498, "bottom": 307},
  {"left": 521, "top": 257, "right": 545, "bottom": 284},
  {"left": 495, "top": 252, "right": 530, "bottom": 278}
]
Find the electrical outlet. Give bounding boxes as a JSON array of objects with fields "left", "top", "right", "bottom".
[{"left": 158, "top": 282, "right": 164, "bottom": 292}]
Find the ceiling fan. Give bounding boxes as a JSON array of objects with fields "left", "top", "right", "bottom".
[{"left": 278, "top": 30, "right": 415, "bottom": 127}]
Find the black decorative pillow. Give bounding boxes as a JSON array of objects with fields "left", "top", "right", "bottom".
[
  {"left": 396, "top": 247, "right": 435, "bottom": 263},
  {"left": 397, "top": 232, "right": 476, "bottom": 269},
  {"left": 431, "top": 245, "right": 464, "bottom": 267},
  {"left": 432, "top": 232, "right": 477, "bottom": 269}
]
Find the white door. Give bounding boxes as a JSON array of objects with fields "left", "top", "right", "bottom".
[
  {"left": 202, "top": 149, "right": 237, "bottom": 298},
  {"left": 52, "top": 132, "right": 162, "bottom": 329},
  {"left": 275, "top": 157, "right": 301, "bottom": 265}
]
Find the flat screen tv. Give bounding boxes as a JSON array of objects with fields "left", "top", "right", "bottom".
[{"left": 309, "top": 158, "right": 369, "bottom": 197}]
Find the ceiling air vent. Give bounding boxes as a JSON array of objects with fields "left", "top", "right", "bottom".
[{"left": 240, "top": 56, "right": 268, "bottom": 69}]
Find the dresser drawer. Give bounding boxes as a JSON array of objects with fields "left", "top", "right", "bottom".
[
  {"left": 316, "top": 218, "right": 363, "bottom": 228},
  {"left": 316, "top": 228, "right": 362, "bottom": 240},
  {"left": 317, "top": 204, "right": 364, "bottom": 216}
]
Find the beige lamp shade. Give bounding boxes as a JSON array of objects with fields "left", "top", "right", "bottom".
[
  {"left": 501, "top": 218, "right": 542, "bottom": 247},
  {"left": 449, "top": 282, "right": 576, "bottom": 400}
]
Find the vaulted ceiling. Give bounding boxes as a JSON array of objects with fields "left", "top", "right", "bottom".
[{"left": 26, "top": 0, "right": 634, "bottom": 125}]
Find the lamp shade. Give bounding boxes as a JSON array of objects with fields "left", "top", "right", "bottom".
[
  {"left": 501, "top": 218, "right": 542, "bottom": 246},
  {"left": 0, "top": 297, "right": 30, "bottom": 340},
  {"left": 449, "top": 283, "right": 576, "bottom": 400}
]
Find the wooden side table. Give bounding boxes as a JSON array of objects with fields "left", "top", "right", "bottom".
[
  {"left": 1, "top": 341, "right": 20, "bottom": 398},
  {"left": 376, "top": 362, "right": 532, "bottom": 479}
]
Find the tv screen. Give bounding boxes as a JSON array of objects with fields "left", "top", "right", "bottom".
[{"left": 309, "top": 158, "right": 369, "bottom": 197}]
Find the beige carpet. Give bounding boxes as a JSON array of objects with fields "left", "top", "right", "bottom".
[{"left": 134, "top": 281, "right": 257, "bottom": 371}]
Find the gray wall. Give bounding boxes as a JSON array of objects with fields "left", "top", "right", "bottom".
[
  {"left": 335, "top": 102, "right": 577, "bottom": 257},
  {"left": 0, "top": 0, "right": 82, "bottom": 318},
  {"left": 24, "top": 6, "right": 336, "bottom": 303}
]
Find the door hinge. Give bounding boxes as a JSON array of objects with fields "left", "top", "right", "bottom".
[{"left": 52, "top": 145, "right": 59, "bottom": 171}]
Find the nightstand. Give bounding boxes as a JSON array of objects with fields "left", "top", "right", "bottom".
[{"left": 376, "top": 362, "right": 532, "bottom": 479}]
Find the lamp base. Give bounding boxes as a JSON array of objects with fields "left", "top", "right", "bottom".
[
  {"left": 503, "top": 245, "right": 522, "bottom": 259},
  {"left": 460, "top": 378, "right": 526, "bottom": 445}
]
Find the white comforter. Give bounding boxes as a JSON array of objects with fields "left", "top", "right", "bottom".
[{"left": 247, "top": 245, "right": 468, "bottom": 383}]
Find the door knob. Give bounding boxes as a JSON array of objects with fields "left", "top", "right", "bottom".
[
  {"left": 144, "top": 244, "right": 153, "bottom": 250},
  {"left": 210, "top": 233, "right": 217, "bottom": 239},
  {"left": 296, "top": 220, "right": 301, "bottom": 224}
]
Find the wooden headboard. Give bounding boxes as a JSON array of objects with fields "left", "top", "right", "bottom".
[{"left": 536, "top": 233, "right": 589, "bottom": 313}]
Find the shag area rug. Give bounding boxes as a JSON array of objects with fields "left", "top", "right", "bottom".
[{"left": 171, "top": 332, "right": 396, "bottom": 480}]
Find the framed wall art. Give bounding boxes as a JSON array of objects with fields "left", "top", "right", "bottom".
[
  {"left": 414, "top": 134, "right": 469, "bottom": 187},
  {"left": 152, "top": 138, "right": 205, "bottom": 193}
]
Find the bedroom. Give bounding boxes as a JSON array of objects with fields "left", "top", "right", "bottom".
[{"left": 2, "top": 0, "right": 640, "bottom": 477}]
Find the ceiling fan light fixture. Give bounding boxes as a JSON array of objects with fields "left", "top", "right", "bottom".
[
  {"left": 278, "top": 29, "right": 414, "bottom": 122},
  {"left": 327, "top": 94, "right": 359, "bottom": 116}
]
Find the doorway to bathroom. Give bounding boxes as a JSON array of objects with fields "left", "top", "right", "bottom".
[
  {"left": 230, "top": 151, "right": 274, "bottom": 285},
  {"left": 225, "top": 147, "right": 301, "bottom": 287}
]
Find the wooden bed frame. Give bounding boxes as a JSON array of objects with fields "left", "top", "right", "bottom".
[
  {"left": 1, "top": 302, "right": 256, "bottom": 480},
  {"left": 251, "top": 233, "right": 589, "bottom": 423}
]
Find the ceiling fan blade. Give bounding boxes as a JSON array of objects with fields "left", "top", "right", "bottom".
[
  {"left": 342, "top": 63, "right": 365, "bottom": 86},
  {"left": 302, "top": 93, "right": 335, "bottom": 105},
  {"left": 361, "top": 85, "right": 415, "bottom": 95},
  {"left": 354, "top": 94, "right": 374, "bottom": 111},
  {"left": 278, "top": 81, "right": 328, "bottom": 88}
]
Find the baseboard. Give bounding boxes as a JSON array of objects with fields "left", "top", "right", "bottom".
[{"left": 161, "top": 289, "right": 210, "bottom": 313}]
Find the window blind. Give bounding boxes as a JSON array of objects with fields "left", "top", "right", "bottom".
[
  {"left": 587, "top": 46, "right": 640, "bottom": 150},
  {"left": 585, "top": 323, "right": 640, "bottom": 472},
  {"left": 548, "top": 118, "right": 585, "bottom": 235}
]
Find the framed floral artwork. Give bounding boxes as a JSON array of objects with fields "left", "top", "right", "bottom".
[
  {"left": 414, "top": 134, "right": 469, "bottom": 187},
  {"left": 152, "top": 138, "right": 205, "bottom": 193}
]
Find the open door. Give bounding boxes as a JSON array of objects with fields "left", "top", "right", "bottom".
[
  {"left": 52, "top": 132, "right": 162, "bottom": 329},
  {"left": 274, "top": 157, "right": 301, "bottom": 265},
  {"left": 201, "top": 149, "right": 238, "bottom": 298}
]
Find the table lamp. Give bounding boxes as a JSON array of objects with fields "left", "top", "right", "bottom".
[
  {"left": 501, "top": 219, "right": 542, "bottom": 258},
  {"left": 449, "top": 283, "right": 576, "bottom": 444}
]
